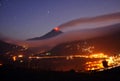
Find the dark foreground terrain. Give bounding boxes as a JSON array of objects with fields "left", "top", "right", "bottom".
[{"left": 0, "top": 65, "right": 120, "bottom": 81}]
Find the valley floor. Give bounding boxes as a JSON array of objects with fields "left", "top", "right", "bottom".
[{"left": 0, "top": 65, "right": 120, "bottom": 81}]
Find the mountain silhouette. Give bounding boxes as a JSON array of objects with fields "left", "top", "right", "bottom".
[
  {"left": 0, "top": 40, "right": 23, "bottom": 54},
  {"left": 27, "top": 29, "right": 63, "bottom": 40}
]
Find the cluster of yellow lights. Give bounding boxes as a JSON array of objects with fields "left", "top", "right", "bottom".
[
  {"left": 82, "top": 46, "right": 94, "bottom": 54},
  {"left": 12, "top": 54, "right": 24, "bottom": 61},
  {"left": 85, "top": 53, "right": 113, "bottom": 71},
  {"left": 12, "top": 56, "right": 17, "bottom": 61},
  {"left": 89, "top": 53, "right": 108, "bottom": 58},
  {"left": 22, "top": 45, "right": 28, "bottom": 50},
  {"left": 85, "top": 60, "right": 103, "bottom": 70},
  {"left": 10, "top": 52, "right": 120, "bottom": 72},
  {"left": 106, "top": 56, "right": 115, "bottom": 66},
  {"left": 85, "top": 53, "right": 120, "bottom": 71}
]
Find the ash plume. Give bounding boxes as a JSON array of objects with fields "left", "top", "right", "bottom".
[{"left": 59, "top": 12, "right": 120, "bottom": 31}]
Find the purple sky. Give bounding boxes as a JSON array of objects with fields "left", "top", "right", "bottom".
[{"left": 0, "top": 0, "right": 120, "bottom": 40}]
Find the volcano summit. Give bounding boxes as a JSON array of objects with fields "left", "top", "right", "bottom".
[{"left": 27, "top": 27, "right": 63, "bottom": 40}]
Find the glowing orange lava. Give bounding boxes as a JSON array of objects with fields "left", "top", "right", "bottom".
[{"left": 54, "top": 27, "right": 59, "bottom": 31}]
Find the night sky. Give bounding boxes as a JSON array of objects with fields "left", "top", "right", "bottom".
[{"left": 0, "top": 0, "right": 120, "bottom": 40}]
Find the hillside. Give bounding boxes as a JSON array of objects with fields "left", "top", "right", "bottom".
[
  {"left": 0, "top": 40, "right": 23, "bottom": 54},
  {"left": 49, "top": 28, "right": 120, "bottom": 56}
]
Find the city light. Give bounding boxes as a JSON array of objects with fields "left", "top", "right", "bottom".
[
  {"left": 89, "top": 53, "right": 108, "bottom": 58},
  {"left": 12, "top": 56, "right": 17, "bottom": 61},
  {"left": 18, "top": 55, "right": 23, "bottom": 58},
  {"left": 85, "top": 60, "right": 103, "bottom": 71},
  {"left": 22, "top": 45, "right": 28, "bottom": 50},
  {"left": 4, "top": 49, "right": 120, "bottom": 72},
  {"left": 85, "top": 55, "right": 120, "bottom": 71},
  {"left": 0, "top": 63, "right": 3, "bottom": 66}
]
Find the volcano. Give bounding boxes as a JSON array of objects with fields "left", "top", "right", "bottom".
[{"left": 27, "top": 28, "right": 63, "bottom": 40}]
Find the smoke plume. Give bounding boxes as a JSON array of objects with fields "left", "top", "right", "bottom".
[{"left": 59, "top": 12, "right": 120, "bottom": 31}]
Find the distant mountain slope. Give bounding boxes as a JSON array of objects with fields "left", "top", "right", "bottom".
[
  {"left": 49, "top": 24, "right": 120, "bottom": 56},
  {"left": 0, "top": 40, "right": 23, "bottom": 54},
  {"left": 27, "top": 29, "right": 63, "bottom": 40}
]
